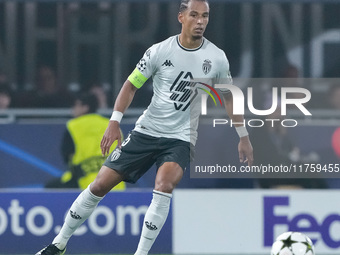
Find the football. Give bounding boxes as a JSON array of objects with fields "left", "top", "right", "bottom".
[{"left": 271, "top": 231, "right": 315, "bottom": 255}]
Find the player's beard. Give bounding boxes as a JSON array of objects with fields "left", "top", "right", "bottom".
[{"left": 192, "top": 34, "right": 203, "bottom": 41}]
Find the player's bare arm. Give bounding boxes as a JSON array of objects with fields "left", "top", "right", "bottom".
[
  {"left": 101, "top": 80, "right": 137, "bottom": 156},
  {"left": 223, "top": 92, "right": 254, "bottom": 166}
]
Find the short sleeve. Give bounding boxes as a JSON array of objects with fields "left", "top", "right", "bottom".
[
  {"left": 128, "top": 45, "right": 159, "bottom": 89},
  {"left": 138, "top": 46, "right": 158, "bottom": 77},
  {"left": 215, "top": 51, "right": 233, "bottom": 93}
]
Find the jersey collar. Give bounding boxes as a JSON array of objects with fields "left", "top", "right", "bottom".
[{"left": 176, "top": 35, "right": 205, "bottom": 51}]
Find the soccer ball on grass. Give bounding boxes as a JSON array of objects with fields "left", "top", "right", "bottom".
[{"left": 271, "top": 231, "right": 315, "bottom": 255}]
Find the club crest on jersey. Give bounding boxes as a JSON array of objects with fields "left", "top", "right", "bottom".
[
  {"left": 110, "top": 148, "right": 122, "bottom": 161},
  {"left": 202, "top": 59, "right": 212, "bottom": 75}
]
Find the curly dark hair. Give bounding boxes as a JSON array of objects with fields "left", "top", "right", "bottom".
[{"left": 179, "top": 0, "right": 209, "bottom": 13}]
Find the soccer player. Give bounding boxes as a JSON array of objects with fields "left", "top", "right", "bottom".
[{"left": 35, "top": 0, "right": 253, "bottom": 254}]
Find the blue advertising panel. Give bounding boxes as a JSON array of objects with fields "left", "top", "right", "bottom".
[
  {"left": 263, "top": 195, "right": 340, "bottom": 249},
  {"left": 173, "top": 190, "right": 340, "bottom": 254},
  {"left": 0, "top": 190, "right": 172, "bottom": 254}
]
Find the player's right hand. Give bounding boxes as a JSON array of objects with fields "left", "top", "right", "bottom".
[
  {"left": 238, "top": 136, "right": 254, "bottom": 167},
  {"left": 101, "top": 121, "right": 122, "bottom": 156}
]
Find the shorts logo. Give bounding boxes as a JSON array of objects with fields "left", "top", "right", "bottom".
[
  {"left": 111, "top": 148, "right": 122, "bottom": 161},
  {"left": 122, "top": 133, "right": 131, "bottom": 147}
]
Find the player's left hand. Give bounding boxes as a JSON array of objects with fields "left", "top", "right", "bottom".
[{"left": 238, "top": 136, "right": 254, "bottom": 166}]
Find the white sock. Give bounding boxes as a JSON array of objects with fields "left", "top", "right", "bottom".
[
  {"left": 134, "top": 190, "right": 172, "bottom": 255},
  {"left": 52, "top": 185, "right": 103, "bottom": 250}
]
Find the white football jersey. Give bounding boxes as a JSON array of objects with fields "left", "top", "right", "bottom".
[{"left": 131, "top": 35, "right": 232, "bottom": 145}]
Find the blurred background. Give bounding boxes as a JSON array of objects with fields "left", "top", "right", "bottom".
[{"left": 0, "top": 0, "right": 340, "bottom": 254}]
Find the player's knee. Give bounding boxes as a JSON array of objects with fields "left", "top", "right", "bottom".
[
  {"left": 90, "top": 166, "right": 123, "bottom": 196},
  {"left": 154, "top": 181, "right": 175, "bottom": 194},
  {"left": 90, "top": 179, "right": 110, "bottom": 197}
]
